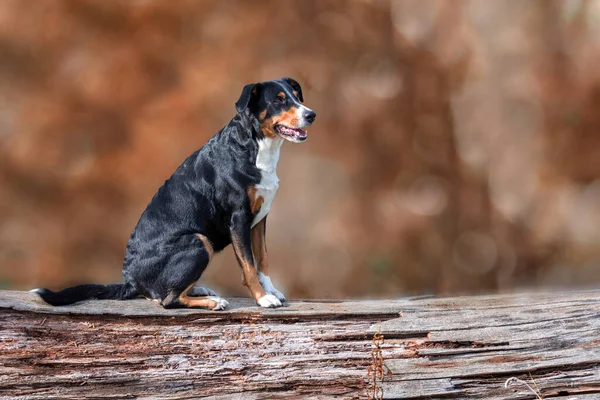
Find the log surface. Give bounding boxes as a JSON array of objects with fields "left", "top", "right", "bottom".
[{"left": 1, "top": 290, "right": 599, "bottom": 399}]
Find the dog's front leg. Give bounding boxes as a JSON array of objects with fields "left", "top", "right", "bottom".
[
  {"left": 230, "top": 212, "right": 282, "bottom": 308},
  {"left": 251, "top": 218, "right": 286, "bottom": 303}
]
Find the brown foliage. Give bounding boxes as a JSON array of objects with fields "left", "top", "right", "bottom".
[{"left": 1, "top": 0, "right": 599, "bottom": 298}]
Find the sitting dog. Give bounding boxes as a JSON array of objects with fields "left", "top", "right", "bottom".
[{"left": 32, "top": 78, "right": 316, "bottom": 310}]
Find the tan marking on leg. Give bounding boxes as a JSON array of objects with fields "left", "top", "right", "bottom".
[
  {"left": 174, "top": 280, "right": 217, "bottom": 309},
  {"left": 196, "top": 233, "right": 214, "bottom": 261},
  {"left": 231, "top": 234, "right": 266, "bottom": 302},
  {"left": 242, "top": 269, "right": 265, "bottom": 302},
  {"left": 247, "top": 186, "right": 264, "bottom": 214},
  {"left": 251, "top": 218, "right": 268, "bottom": 275},
  {"left": 162, "top": 234, "right": 215, "bottom": 306},
  {"left": 177, "top": 280, "right": 197, "bottom": 303},
  {"left": 178, "top": 295, "right": 218, "bottom": 309}
]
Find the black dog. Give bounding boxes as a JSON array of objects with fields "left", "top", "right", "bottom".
[{"left": 32, "top": 78, "right": 316, "bottom": 310}]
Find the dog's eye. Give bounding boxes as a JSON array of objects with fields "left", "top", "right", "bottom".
[{"left": 272, "top": 97, "right": 285, "bottom": 105}]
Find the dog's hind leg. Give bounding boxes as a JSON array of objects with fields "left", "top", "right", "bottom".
[
  {"left": 187, "top": 286, "right": 217, "bottom": 296},
  {"left": 164, "top": 291, "right": 229, "bottom": 310},
  {"left": 186, "top": 234, "right": 218, "bottom": 297},
  {"left": 158, "top": 234, "right": 228, "bottom": 310},
  {"left": 162, "top": 279, "right": 229, "bottom": 310}
]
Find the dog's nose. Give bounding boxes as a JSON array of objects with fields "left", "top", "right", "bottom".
[{"left": 304, "top": 110, "right": 316, "bottom": 124}]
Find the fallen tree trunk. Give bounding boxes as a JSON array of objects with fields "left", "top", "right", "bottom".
[{"left": 0, "top": 289, "right": 599, "bottom": 399}]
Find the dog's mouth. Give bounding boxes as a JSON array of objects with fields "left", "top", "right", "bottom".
[{"left": 274, "top": 125, "right": 307, "bottom": 142}]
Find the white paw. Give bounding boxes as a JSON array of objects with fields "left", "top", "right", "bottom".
[
  {"left": 207, "top": 296, "right": 229, "bottom": 311},
  {"left": 188, "top": 286, "right": 216, "bottom": 297},
  {"left": 258, "top": 273, "right": 286, "bottom": 303},
  {"left": 270, "top": 288, "right": 286, "bottom": 303},
  {"left": 257, "top": 294, "right": 282, "bottom": 308}
]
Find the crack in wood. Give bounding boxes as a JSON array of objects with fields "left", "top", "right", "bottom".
[{"left": 316, "top": 331, "right": 431, "bottom": 342}]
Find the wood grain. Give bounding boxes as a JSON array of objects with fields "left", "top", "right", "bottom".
[{"left": 1, "top": 290, "right": 599, "bottom": 399}]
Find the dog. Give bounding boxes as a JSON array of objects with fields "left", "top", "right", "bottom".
[{"left": 32, "top": 78, "right": 316, "bottom": 310}]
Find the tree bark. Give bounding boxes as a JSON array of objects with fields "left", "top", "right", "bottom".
[{"left": 1, "top": 290, "right": 599, "bottom": 399}]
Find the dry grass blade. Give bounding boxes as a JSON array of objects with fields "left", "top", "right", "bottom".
[{"left": 505, "top": 377, "right": 543, "bottom": 399}]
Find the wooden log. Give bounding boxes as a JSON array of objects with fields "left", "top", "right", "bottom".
[{"left": 1, "top": 289, "right": 599, "bottom": 399}]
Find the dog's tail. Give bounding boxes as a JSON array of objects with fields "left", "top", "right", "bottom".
[{"left": 30, "top": 283, "right": 138, "bottom": 306}]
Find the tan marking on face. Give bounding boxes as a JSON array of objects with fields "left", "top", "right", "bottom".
[
  {"left": 248, "top": 186, "right": 264, "bottom": 214},
  {"left": 259, "top": 109, "right": 267, "bottom": 121},
  {"left": 251, "top": 218, "right": 268, "bottom": 275},
  {"left": 293, "top": 90, "right": 298, "bottom": 98},
  {"left": 196, "top": 234, "right": 214, "bottom": 261},
  {"left": 272, "top": 107, "right": 299, "bottom": 128},
  {"left": 277, "top": 92, "right": 285, "bottom": 99},
  {"left": 259, "top": 117, "right": 279, "bottom": 139}
]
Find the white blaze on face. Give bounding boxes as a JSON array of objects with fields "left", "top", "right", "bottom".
[
  {"left": 296, "top": 105, "right": 314, "bottom": 128},
  {"left": 251, "top": 137, "right": 283, "bottom": 228}
]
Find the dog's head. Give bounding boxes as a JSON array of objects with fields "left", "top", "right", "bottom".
[{"left": 235, "top": 78, "right": 316, "bottom": 143}]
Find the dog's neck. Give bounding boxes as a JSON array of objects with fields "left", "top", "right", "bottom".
[
  {"left": 232, "top": 111, "right": 284, "bottom": 173},
  {"left": 255, "top": 137, "right": 284, "bottom": 174},
  {"left": 238, "top": 109, "right": 261, "bottom": 134}
]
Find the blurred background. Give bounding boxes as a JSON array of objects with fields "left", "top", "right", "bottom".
[{"left": 1, "top": 0, "right": 600, "bottom": 299}]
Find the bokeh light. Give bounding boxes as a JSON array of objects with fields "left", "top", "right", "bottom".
[{"left": 1, "top": 0, "right": 599, "bottom": 298}]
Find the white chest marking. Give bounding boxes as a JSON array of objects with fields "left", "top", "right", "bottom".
[{"left": 251, "top": 137, "right": 283, "bottom": 228}]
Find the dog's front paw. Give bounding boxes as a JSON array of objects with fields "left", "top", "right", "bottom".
[
  {"left": 257, "top": 294, "right": 282, "bottom": 308},
  {"left": 258, "top": 273, "right": 286, "bottom": 303},
  {"left": 267, "top": 287, "right": 286, "bottom": 303},
  {"left": 207, "top": 296, "right": 229, "bottom": 311}
]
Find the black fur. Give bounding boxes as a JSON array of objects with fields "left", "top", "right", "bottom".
[
  {"left": 34, "top": 78, "right": 315, "bottom": 308},
  {"left": 33, "top": 284, "right": 136, "bottom": 306},
  {"left": 282, "top": 77, "right": 303, "bottom": 102}
]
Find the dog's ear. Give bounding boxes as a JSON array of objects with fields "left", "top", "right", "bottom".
[
  {"left": 235, "top": 83, "right": 259, "bottom": 113},
  {"left": 282, "top": 77, "right": 303, "bottom": 102}
]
